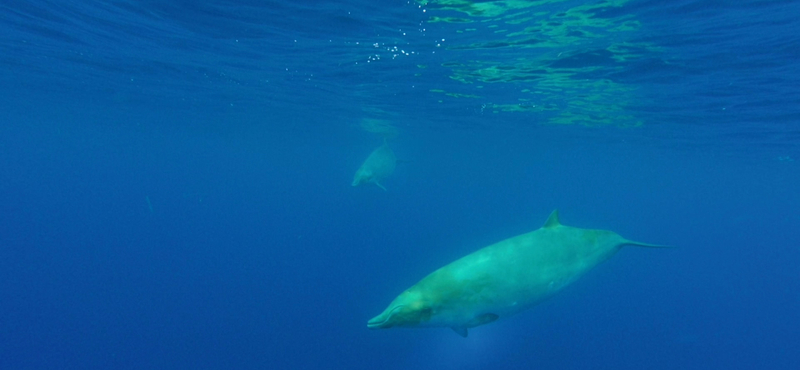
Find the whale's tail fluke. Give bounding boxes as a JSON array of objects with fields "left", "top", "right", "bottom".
[{"left": 621, "top": 240, "right": 673, "bottom": 248}]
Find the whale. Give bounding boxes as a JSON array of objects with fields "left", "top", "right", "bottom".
[
  {"left": 352, "top": 142, "right": 396, "bottom": 191},
  {"left": 367, "top": 210, "right": 669, "bottom": 337}
]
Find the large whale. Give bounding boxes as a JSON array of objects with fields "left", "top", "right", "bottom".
[
  {"left": 352, "top": 142, "right": 396, "bottom": 191},
  {"left": 367, "top": 210, "right": 668, "bottom": 337}
]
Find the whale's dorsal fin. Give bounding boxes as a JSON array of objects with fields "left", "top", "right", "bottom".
[{"left": 543, "top": 209, "right": 561, "bottom": 228}]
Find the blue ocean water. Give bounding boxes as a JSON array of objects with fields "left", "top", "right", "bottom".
[{"left": 1, "top": 0, "right": 799, "bottom": 369}]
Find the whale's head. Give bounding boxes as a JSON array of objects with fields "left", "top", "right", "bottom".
[
  {"left": 351, "top": 168, "right": 373, "bottom": 187},
  {"left": 367, "top": 290, "right": 434, "bottom": 329}
]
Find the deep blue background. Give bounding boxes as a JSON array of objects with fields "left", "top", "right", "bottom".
[{"left": 1, "top": 1, "right": 799, "bottom": 369}]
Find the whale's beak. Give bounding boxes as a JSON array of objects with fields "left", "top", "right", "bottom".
[
  {"left": 367, "top": 305, "right": 403, "bottom": 329},
  {"left": 367, "top": 315, "right": 387, "bottom": 329}
]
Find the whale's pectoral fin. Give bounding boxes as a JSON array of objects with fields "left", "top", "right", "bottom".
[
  {"left": 466, "top": 313, "right": 499, "bottom": 328},
  {"left": 451, "top": 313, "right": 499, "bottom": 337},
  {"left": 375, "top": 182, "right": 387, "bottom": 191},
  {"left": 451, "top": 327, "right": 468, "bottom": 338}
]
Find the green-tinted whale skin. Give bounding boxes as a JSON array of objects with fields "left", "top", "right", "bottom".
[
  {"left": 368, "top": 210, "right": 668, "bottom": 337},
  {"left": 352, "top": 143, "right": 396, "bottom": 191}
]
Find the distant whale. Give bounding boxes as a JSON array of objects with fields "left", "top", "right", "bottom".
[
  {"left": 368, "top": 210, "right": 669, "bottom": 337},
  {"left": 352, "top": 142, "right": 396, "bottom": 191}
]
